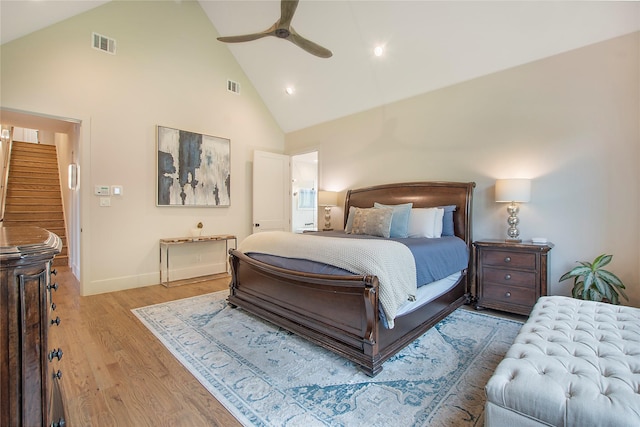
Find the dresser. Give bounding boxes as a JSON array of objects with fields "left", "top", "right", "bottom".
[
  {"left": 474, "top": 240, "right": 553, "bottom": 316},
  {"left": 0, "top": 226, "right": 65, "bottom": 427}
]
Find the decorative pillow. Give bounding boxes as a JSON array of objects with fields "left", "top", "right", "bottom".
[
  {"left": 350, "top": 207, "right": 393, "bottom": 238},
  {"left": 345, "top": 206, "right": 357, "bottom": 233},
  {"left": 373, "top": 202, "right": 413, "bottom": 238},
  {"left": 408, "top": 208, "right": 445, "bottom": 238},
  {"left": 438, "top": 205, "right": 457, "bottom": 236}
]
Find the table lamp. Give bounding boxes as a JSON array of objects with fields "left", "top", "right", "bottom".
[
  {"left": 495, "top": 179, "right": 531, "bottom": 242},
  {"left": 318, "top": 191, "right": 338, "bottom": 231}
]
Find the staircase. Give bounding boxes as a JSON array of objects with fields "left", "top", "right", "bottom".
[{"left": 2, "top": 141, "right": 68, "bottom": 266}]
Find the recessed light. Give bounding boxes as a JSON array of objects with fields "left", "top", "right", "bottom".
[
  {"left": 374, "top": 45, "right": 384, "bottom": 57},
  {"left": 285, "top": 86, "right": 295, "bottom": 95}
]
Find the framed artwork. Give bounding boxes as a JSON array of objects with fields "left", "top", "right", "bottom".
[{"left": 157, "top": 126, "right": 230, "bottom": 207}]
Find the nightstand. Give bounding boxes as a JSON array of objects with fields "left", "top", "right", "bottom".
[{"left": 474, "top": 240, "right": 554, "bottom": 316}]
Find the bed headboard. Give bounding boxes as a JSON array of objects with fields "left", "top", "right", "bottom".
[{"left": 344, "top": 181, "right": 476, "bottom": 246}]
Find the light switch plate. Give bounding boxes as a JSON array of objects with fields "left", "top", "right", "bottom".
[
  {"left": 111, "top": 185, "right": 123, "bottom": 196},
  {"left": 99, "top": 197, "right": 111, "bottom": 207}
]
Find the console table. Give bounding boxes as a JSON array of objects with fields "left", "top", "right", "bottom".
[{"left": 159, "top": 234, "right": 237, "bottom": 287}]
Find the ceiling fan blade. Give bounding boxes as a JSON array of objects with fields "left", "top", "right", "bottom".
[
  {"left": 279, "top": 0, "right": 299, "bottom": 28},
  {"left": 217, "top": 24, "right": 276, "bottom": 44},
  {"left": 288, "top": 27, "right": 333, "bottom": 58},
  {"left": 217, "top": 33, "right": 270, "bottom": 44}
]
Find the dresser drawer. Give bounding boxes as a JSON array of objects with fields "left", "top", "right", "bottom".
[
  {"left": 482, "top": 282, "right": 536, "bottom": 307},
  {"left": 483, "top": 267, "right": 536, "bottom": 288},
  {"left": 481, "top": 250, "right": 536, "bottom": 270}
]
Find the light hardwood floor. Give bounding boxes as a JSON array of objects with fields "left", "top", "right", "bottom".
[{"left": 53, "top": 267, "right": 242, "bottom": 426}]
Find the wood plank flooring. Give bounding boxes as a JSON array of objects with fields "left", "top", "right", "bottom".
[{"left": 52, "top": 267, "right": 242, "bottom": 426}]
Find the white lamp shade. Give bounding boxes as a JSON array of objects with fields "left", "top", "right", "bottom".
[
  {"left": 495, "top": 179, "right": 531, "bottom": 203},
  {"left": 318, "top": 191, "right": 338, "bottom": 206}
]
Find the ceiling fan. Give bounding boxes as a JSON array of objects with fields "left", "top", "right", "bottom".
[{"left": 216, "top": 0, "right": 333, "bottom": 58}]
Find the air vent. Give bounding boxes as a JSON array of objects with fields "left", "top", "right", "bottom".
[
  {"left": 227, "top": 79, "right": 240, "bottom": 94},
  {"left": 92, "top": 32, "right": 116, "bottom": 54}
]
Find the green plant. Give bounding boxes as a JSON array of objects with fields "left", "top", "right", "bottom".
[{"left": 559, "top": 254, "right": 628, "bottom": 304}]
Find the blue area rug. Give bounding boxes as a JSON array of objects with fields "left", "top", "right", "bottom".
[{"left": 132, "top": 291, "right": 522, "bottom": 426}]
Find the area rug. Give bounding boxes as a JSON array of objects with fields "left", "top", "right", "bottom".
[{"left": 132, "top": 291, "right": 522, "bottom": 427}]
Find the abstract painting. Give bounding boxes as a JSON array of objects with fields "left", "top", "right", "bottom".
[{"left": 157, "top": 126, "right": 230, "bottom": 207}]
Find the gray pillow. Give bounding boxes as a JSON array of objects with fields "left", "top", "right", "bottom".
[{"left": 350, "top": 207, "right": 393, "bottom": 238}]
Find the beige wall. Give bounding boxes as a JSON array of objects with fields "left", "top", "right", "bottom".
[
  {"left": 1, "top": 1, "right": 284, "bottom": 294},
  {"left": 287, "top": 32, "right": 640, "bottom": 306}
]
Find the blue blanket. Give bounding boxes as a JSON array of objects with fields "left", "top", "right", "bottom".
[{"left": 247, "top": 231, "right": 468, "bottom": 287}]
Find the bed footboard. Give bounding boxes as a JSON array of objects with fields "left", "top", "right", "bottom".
[{"left": 228, "top": 249, "right": 387, "bottom": 374}]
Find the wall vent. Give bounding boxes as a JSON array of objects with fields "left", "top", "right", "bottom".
[
  {"left": 92, "top": 32, "right": 116, "bottom": 54},
  {"left": 227, "top": 79, "right": 241, "bottom": 94}
]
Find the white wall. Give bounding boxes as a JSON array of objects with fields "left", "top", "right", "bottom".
[
  {"left": 1, "top": 1, "right": 284, "bottom": 295},
  {"left": 287, "top": 32, "right": 640, "bottom": 306}
]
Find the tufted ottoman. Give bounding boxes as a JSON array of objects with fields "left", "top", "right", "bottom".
[{"left": 485, "top": 296, "right": 640, "bottom": 427}]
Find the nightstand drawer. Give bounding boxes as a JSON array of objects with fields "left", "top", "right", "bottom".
[
  {"left": 482, "top": 283, "right": 535, "bottom": 307},
  {"left": 481, "top": 250, "right": 536, "bottom": 270},
  {"left": 483, "top": 267, "right": 536, "bottom": 288}
]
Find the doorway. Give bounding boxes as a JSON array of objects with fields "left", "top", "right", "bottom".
[
  {"left": 291, "top": 151, "right": 318, "bottom": 233},
  {"left": 0, "top": 108, "right": 82, "bottom": 278}
]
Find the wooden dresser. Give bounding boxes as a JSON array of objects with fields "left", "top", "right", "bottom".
[
  {"left": 474, "top": 239, "right": 554, "bottom": 316},
  {"left": 0, "top": 226, "right": 65, "bottom": 427}
]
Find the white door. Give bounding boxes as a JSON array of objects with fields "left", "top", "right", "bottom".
[{"left": 253, "top": 150, "right": 290, "bottom": 233}]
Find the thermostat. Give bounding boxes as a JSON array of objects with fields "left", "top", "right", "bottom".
[{"left": 94, "top": 185, "right": 110, "bottom": 196}]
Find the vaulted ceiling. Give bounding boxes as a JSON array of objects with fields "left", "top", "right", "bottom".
[{"left": 2, "top": 1, "right": 639, "bottom": 132}]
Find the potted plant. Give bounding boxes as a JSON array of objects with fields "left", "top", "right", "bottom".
[{"left": 559, "top": 254, "right": 628, "bottom": 304}]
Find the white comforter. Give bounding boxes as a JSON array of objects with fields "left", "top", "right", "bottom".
[{"left": 238, "top": 231, "right": 417, "bottom": 328}]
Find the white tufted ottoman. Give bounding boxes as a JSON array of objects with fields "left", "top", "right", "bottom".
[{"left": 485, "top": 296, "right": 640, "bottom": 427}]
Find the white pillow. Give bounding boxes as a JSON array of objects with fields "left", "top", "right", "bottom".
[{"left": 408, "top": 208, "right": 444, "bottom": 238}]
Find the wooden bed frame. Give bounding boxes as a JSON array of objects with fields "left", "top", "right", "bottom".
[{"left": 228, "top": 181, "right": 475, "bottom": 376}]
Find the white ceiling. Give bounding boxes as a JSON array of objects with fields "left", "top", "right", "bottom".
[{"left": 2, "top": 1, "right": 639, "bottom": 133}]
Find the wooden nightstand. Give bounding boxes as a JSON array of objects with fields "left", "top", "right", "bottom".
[{"left": 474, "top": 240, "right": 554, "bottom": 316}]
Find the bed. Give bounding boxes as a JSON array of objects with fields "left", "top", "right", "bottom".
[{"left": 228, "top": 181, "right": 475, "bottom": 376}]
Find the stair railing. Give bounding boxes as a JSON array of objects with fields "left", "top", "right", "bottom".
[{"left": 0, "top": 136, "right": 13, "bottom": 222}]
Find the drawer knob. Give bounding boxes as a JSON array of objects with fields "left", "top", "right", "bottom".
[
  {"left": 53, "top": 370, "right": 63, "bottom": 380},
  {"left": 48, "top": 348, "right": 63, "bottom": 362},
  {"left": 504, "top": 256, "right": 511, "bottom": 263},
  {"left": 48, "top": 282, "right": 59, "bottom": 291},
  {"left": 51, "top": 302, "right": 57, "bottom": 311},
  {"left": 51, "top": 269, "right": 58, "bottom": 276},
  {"left": 51, "top": 316, "right": 61, "bottom": 326},
  {"left": 505, "top": 274, "right": 512, "bottom": 280},
  {"left": 505, "top": 292, "right": 512, "bottom": 298},
  {"left": 51, "top": 418, "right": 66, "bottom": 427}
]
